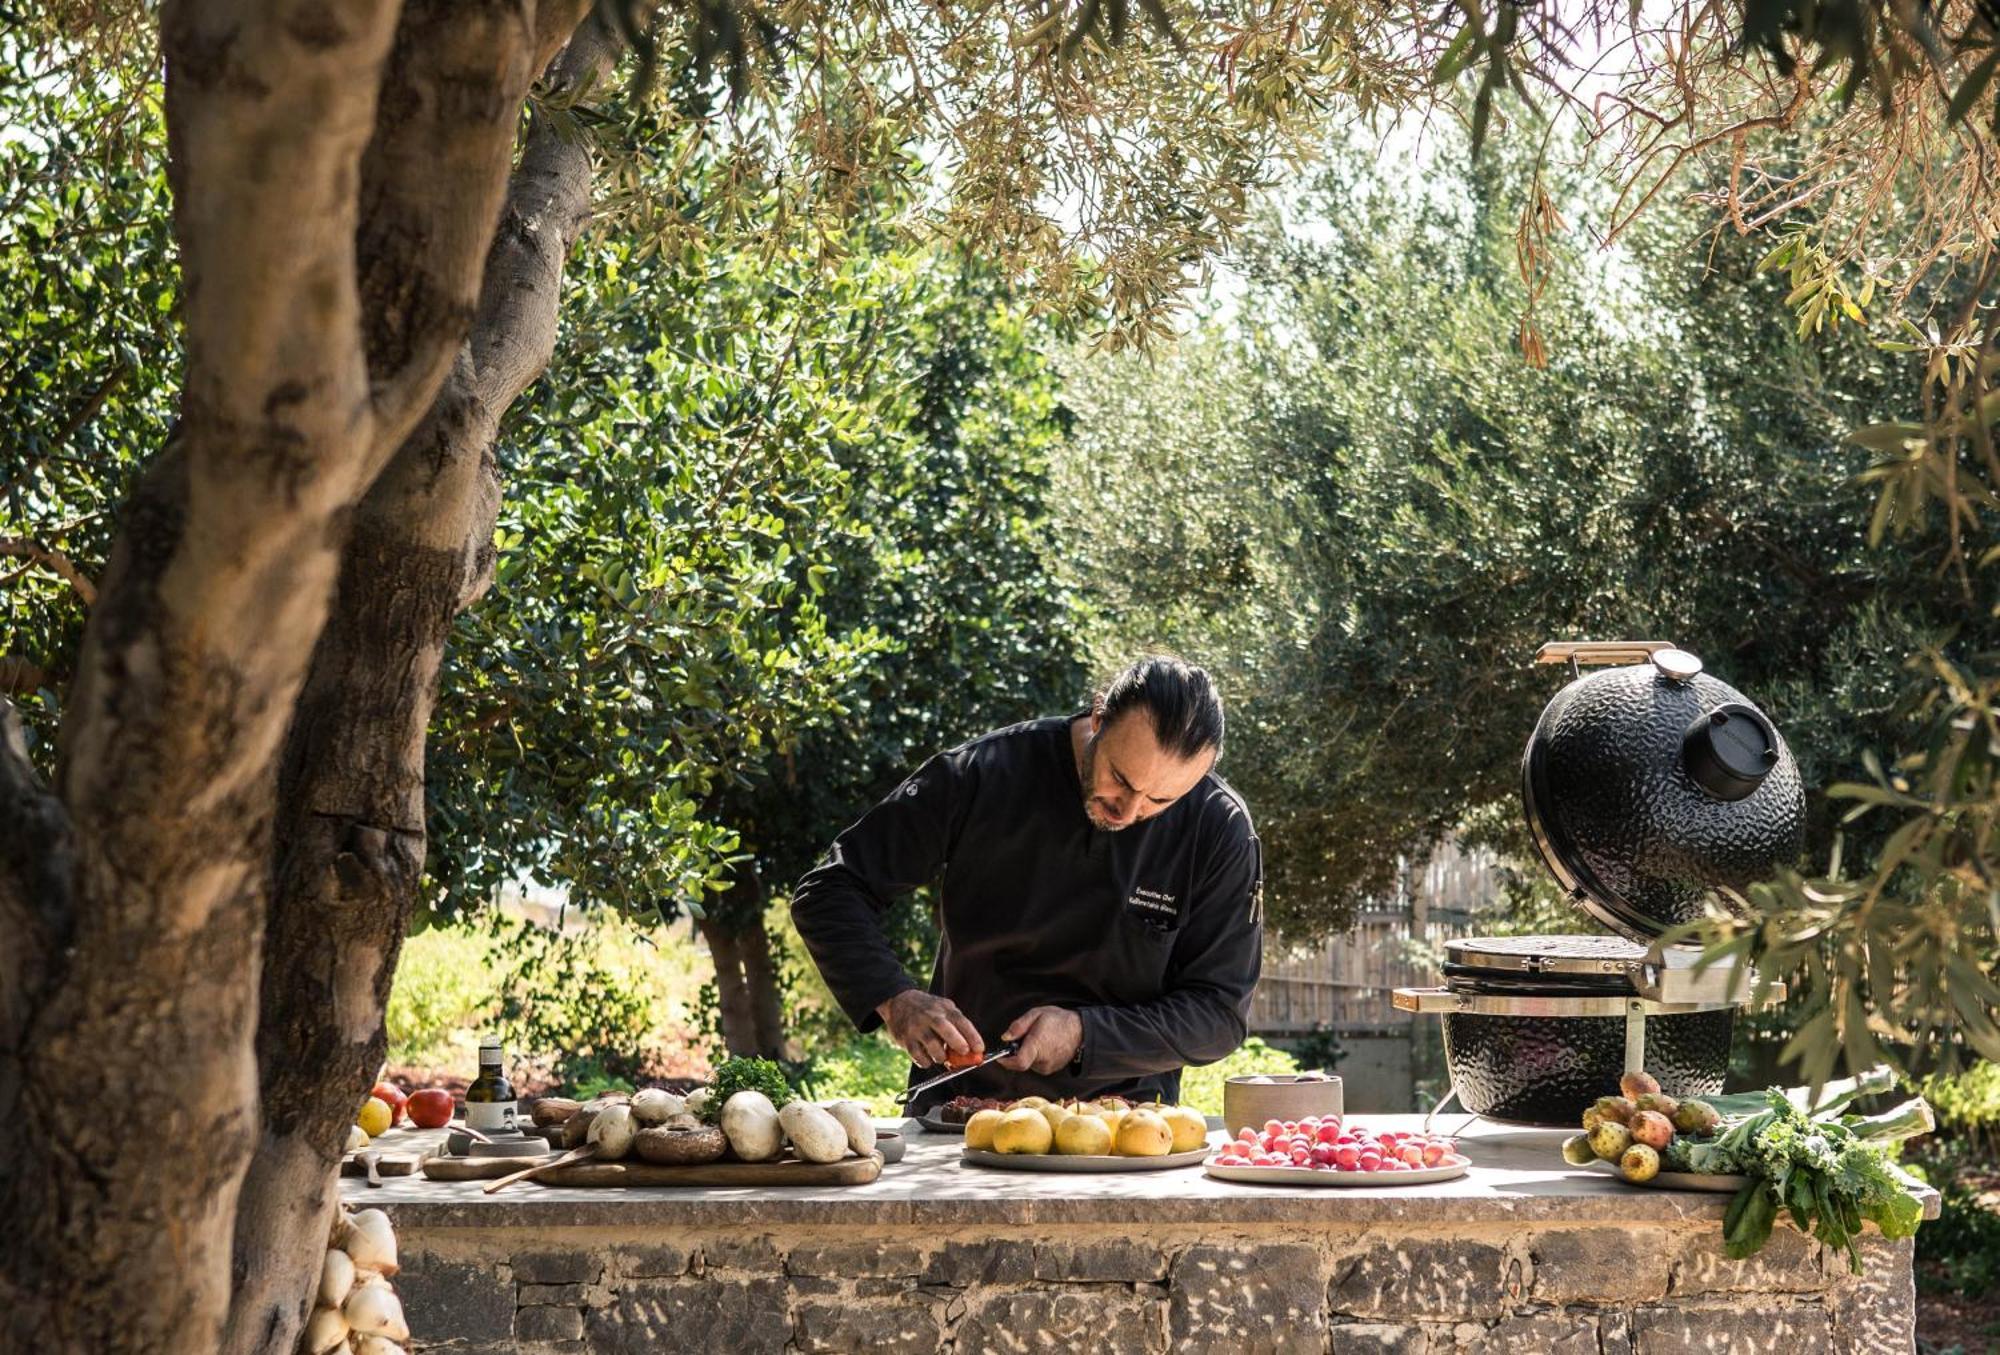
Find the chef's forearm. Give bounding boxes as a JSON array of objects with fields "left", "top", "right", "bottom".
[
  {"left": 1073, "top": 985, "right": 1251, "bottom": 1079},
  {"left": 789, "top": 869, "right": 920, "bottom": 1032}
]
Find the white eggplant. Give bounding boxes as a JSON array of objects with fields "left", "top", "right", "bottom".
[
  {"left": 823, "top": 1100, "right": 877, "bottom": 1157},
  {"left": 719, "top": 1090, "right": 783, "bottom": 1162},
  {"left": 779, "top": 1101, "right": 848, "bottom": 1164}
]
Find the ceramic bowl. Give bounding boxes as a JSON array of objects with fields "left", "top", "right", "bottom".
[{"left": 1222, "top": 1073, "right": 1344, "bottom": 1137}]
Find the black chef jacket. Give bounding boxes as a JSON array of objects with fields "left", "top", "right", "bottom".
[{"left": 790, "top": 713, "right": 1263, "bottom": 1109}]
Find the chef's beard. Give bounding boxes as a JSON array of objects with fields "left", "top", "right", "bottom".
[{"left": 1075, "top": 735, "right": 1131, "bottom": 832}]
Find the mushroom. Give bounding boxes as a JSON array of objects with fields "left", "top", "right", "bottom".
[
  {"left": 630, "top": 1088, "right": 686, "bottom": 1126},
  {"left": 587, "top": 1103, "right": 637, "bottom": 1161},
  {"left": 633, "top": 1123, "right": 727, "bottom": 1165}
]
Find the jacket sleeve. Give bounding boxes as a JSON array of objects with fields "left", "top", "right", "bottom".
[
  {"left": 789, "top": 750, "right": 968, "bottom": 1032},
  {"left": 1073, "top": 825, "right": 1263, "bottom": 1079}
]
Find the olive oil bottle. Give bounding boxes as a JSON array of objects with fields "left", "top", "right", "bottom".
[{"left": 463, "top": 1038, "right": 519, "bottom": 1133}]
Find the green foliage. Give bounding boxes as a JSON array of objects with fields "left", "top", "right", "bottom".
[
  {"left": 384, "top": 928, "right": 499, "bottom": 1068},
  {"left": 1905, "top": 1141, "right": 2000, "bottom": 1297},
  {"left": 488, "top": 918, "right": 664, "bottom": 1086},
  {"left": 718, "top": 277, "right": 1087, "bottom": 984},
  {"left": 0, "top": 45, "right": 176, "bottom": 759},
  {"left": 704, "top": 1056, "right": 795, "bottom": 1119},
  {"left": 1917, "top": 1061, "right": 2000, "bottom": 1153},
  {"left": 1178, "top": 1037, "right": 1300, "bottom": 1116},
  {"left": 794, "top": 1032, "right": 911, "bottom": 1116},
  {"left": 1054, "top": 120, "right": 1923, "bottom": 939}
]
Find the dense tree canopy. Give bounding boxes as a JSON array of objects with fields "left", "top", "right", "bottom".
[{"left": 1054, "top": 124, "right": 1956, "bottom": 940}]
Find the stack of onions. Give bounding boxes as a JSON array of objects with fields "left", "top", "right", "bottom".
[{"left": 301, "top": 1206, "right": 409, "bottom": 1355}]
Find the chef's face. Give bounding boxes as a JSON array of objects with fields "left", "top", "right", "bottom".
[{"left": 1077, "top": 708, "right": 1216, "bottom": 831}]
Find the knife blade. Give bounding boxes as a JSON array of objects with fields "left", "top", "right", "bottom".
[{"left": 893, "top": 1038, "right": 1022, "bottom": 1106}]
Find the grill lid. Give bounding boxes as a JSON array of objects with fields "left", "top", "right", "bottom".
[{"left": 1521, "top": 642, "right": 1806, "bottom": 943}]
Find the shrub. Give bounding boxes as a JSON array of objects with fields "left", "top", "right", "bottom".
[
  {"left": 386, "top": 926, "right": 498, "bottom": 1068},
  {"left": 1179, "top": 1038, "right": 1301, "bottom": 1116}
]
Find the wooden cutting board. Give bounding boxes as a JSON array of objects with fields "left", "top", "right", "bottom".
[
  {"left": 340, "top": 1152, "right": 421, "bottom": 1178},
  {"left": 420, "top": 1151, "right": 881, "bottom": 1187}
]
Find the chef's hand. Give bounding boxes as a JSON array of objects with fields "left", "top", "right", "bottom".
[
  {"left": 877, "top": 990, "right": 984, "bottom": 1068},
  {"left": 997, "top": 1006, "right": 1082, "bottom": 1076}
]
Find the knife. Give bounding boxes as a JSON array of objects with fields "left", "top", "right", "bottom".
[{"left": 893, "top": 1039, "right": 1022, "bottom": 1106}]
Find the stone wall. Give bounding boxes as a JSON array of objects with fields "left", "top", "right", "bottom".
[{"left": 391, "top": 1218, "right": 1913, "bottom": 1354}]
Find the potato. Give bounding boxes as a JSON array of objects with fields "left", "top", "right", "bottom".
[
  {"left": 823, "top": 1100, "right": 877, "bottom": 1157},
  {"left": 779, "top": 1101, "right": 849, "bottom": 1164},
  {"left": 719, "top": 1091, "right": 783, "bottom": 1162},
  {"left": 630, "top": 1089, "right": 686, "bottom": 1126},
  {"left": 587, "top": 1104, "right": 637, "bottom": 1161},
  {"left": 529, "top": 1096, "right": 581, "bottom": 1127}
]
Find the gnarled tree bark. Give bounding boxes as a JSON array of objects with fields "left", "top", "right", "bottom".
[
  {"left": 222, "top": 15, "right": 609, "bottom": 1353},
  {"left": 0, "top": 1, "right": 605, "bottom": 1349}
]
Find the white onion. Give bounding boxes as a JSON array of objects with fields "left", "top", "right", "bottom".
[
  {"left": 302, "top": 1304, "right": 350, "bottom": 1354},
  {"left": 338, "top": 1208, "right": 399, "bottom": 1276},
  {"left": 343, "top": 1280, "right": 409, "bottom": 1343}
]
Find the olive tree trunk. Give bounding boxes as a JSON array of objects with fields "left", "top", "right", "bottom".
[
  {"left": 700, "top": 864, "right": 789, "bottom": 1058},
  {"left": 0, "top": 2, "right": 604, "bottom": 1350},
  {"left": 223, "top": 16, "right": 611, "bottom": 1355}
]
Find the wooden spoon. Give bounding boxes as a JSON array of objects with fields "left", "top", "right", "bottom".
[{"left": 482, "top": 1145, "right": 591, "bottom": 1194}]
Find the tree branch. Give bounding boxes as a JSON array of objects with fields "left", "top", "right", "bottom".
[
  {"left": 358, "top": 0, "right": 594, "bottom": 457},
  {"left": 0, "top": 538, "right": 98, "bottom": 606}
]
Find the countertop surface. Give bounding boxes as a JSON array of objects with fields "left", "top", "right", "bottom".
[{"left": 342, "top": 1112, "right": 1939, "bottom": 1228}]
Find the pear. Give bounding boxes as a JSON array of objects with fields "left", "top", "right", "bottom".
[
  {"left": 1160, "top": 1105, "right": 1208, "bottom": 1154},
  {"left": 963, "top": 1108, "right": 1007, "bottom": 1152},
  {"left": 1054, "top": 1113, "right": 1113, "bottom": 1155},
  {"left": 1113, "top": 1109, "right": 1173, "bottom": 1157},
  {"left": 992, "top": 1107, "right": 1053, "bottom": 1154}
]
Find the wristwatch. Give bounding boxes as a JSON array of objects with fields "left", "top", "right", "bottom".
[{"left": 1066, "top": 1015, "right": 1087, "bottom": 1078}]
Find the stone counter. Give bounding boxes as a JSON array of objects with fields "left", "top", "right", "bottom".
[{"left": 349, "top": 1115, "right": 1928, "bottom": 1354}]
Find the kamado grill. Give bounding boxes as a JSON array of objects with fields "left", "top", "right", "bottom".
[{"left": 1394, "top": 640, "right": 1804, "bottom": 1127}]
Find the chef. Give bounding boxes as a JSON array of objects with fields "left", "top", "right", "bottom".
[{"left": 790, "top": 654, "right": 1263, "bottom": 1110}]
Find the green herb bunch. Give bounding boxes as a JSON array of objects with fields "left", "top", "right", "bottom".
[
  {"left": 1689, "top": 1088, "right": 1933, "bottom": 1271},
  {"left": 701, "top": 1057, "right": 794, "bottom": 1123}
]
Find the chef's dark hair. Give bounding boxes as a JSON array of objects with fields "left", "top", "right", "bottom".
[{"left": 1096, "top": 655, "right": 1224, "bottom": 761}]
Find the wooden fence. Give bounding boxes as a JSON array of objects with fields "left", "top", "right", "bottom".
[{"left": 1248, "top": 841, "right": 1501, "bottom": 1036}]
